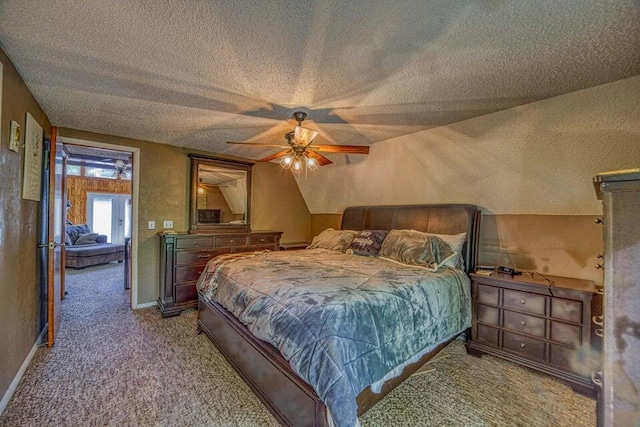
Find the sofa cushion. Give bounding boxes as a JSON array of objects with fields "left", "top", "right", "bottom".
[
  {"left": 65, "top": 243, "right": 125, "bottom": 258},
  {"left": 66, "top": 224, "right": 91, "bottom": 245},
  {"left": 75, "top": 233, "right": 99, "bottom": 245}
]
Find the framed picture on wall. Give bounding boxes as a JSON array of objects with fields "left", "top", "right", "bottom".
[
  {"left": 9, "top": 121, "right": 21, "bottom": 153},
  {"left": 22, "top": 112, "right": 43, "bottom": 201}
]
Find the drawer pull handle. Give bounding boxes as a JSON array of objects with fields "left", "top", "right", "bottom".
[
  {"left": 520, "top": 320, "right": 526, "bottom": 326},
  {"left": 192, "top": 242, "right": 198, "bottom": 246},
  {"left": 520, "top": 343, "right": 526, "bottom": 348},
  {"left": 229, "top": 240, "right": 234, "bottom": 244},
  {"left": 595, "top": 328, "right": 603, "bottom": 338},
  {"left": 594, "top": 218, "right": 603, "bottom": 224},
  {"left": 198, "top": 254, "right": 211, "bottom": 258},
  {"left": 592, "top": 315, "right": 603, "bottom": 326},
  {"left": 260, "top": 238, "right": 265, "bottom": 242},
  {"left": 198, "top": 270, "right": 203, "bottom": 275},
  {"left": 591, "top": 371, "right": 603, "bottom": 388},
  {"left": 595, "top": 263, "right": 603, "bottom": 270},
  {"left": 596, "top": 287, "right": 604, "bottom": 295},
  {"left": 520, "top": 299, "right": 526, "bottom": 304},
  {"left": 596, "top": 253, "right": 603, "bottom": 259}
]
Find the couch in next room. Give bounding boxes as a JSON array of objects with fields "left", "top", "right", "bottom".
[{"left": 65, "top": 224, "right": 125, "bottom": 269}]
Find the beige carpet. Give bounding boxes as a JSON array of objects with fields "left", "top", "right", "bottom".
[{"left": 0, "top": 263, "right": 596, "bottom": 427}]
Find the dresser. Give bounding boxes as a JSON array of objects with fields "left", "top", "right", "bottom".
[
  {"left": 466, "top": 272, "right": 602, "bottom": 395},
  {"left": 158, "top": 231, "right": 282, "bottom": 317},
  {"left": 593, "top": 170, "right": 640, "bottom": 426}
]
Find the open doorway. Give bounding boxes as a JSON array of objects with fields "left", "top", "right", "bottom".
[{"left": 63, "top": 145, "right": 133, "bottom": 302}]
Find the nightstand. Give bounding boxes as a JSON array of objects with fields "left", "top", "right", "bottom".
[
  {"left": 466, "top": 272, "right": 602, "bottom": 395},
  {"left": 279, "top": 242, "right": 310, "bottom": 251}
]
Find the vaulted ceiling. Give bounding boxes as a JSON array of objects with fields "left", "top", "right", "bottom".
[{"left": 1, "top": 1, "right": 639, "bottom": 161}]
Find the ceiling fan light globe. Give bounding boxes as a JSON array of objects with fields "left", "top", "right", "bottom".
[
  {"left": 292, "top": 158, "right": 303, "bottom": 173},
  {"left": 305, "top": 156, "right": 319, "bottom": 170}
]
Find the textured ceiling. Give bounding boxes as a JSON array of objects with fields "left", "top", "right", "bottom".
[{"left": 1, "top": 0, "right": 639, "bottom": 160}]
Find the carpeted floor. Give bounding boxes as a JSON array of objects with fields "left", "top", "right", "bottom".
[{"left": 0, "top": 263, "right": 596, "bottom": 427}]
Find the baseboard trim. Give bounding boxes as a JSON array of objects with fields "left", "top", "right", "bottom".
[
  {"left": 0, "top": 327, "right": 47, "bottom": 416},
  {"left": 135, "top": 301, "right": 158, "bottom": 309}
]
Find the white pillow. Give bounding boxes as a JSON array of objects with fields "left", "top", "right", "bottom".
[{"left": 428, "top": 232, "right": 467, "bottom": 270}]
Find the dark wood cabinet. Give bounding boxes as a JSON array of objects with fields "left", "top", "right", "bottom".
[
  {"left": 158, "top": 231, "right": 282, "bottom": 317},
  {"left": 466, "top": 272, "right": 602, "bottom": 395}
]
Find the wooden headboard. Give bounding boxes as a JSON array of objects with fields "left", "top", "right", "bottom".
[{"left": 341, "top": 204, "right": 481, "bottom": 274}]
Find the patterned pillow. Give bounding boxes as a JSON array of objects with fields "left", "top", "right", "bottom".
[
  {"left": 379, "top": 229, "right": 456, "bottom": 271},
  {"left": 307, "top": 229, "right": 357, "bottom": 252},
  {"left": 346, "top": 230, "right": 389, "bottom": 256},
  {"left": 75, "top": 233, "right": 99, "bottom": 245}
]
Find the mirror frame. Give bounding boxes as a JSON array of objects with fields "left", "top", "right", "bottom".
[{"left": 189, "top": 154, "right": 253, "bottom": 233}]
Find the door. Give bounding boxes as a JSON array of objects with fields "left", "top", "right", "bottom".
[
  {"left": 86, "top": 193, "right": 131, "bottom": 244},
  {"left": 47, "top": 127, "right": 66, "bottom": 347}
]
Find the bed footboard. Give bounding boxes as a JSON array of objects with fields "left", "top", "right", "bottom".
[{"left": 198, "top": 295, "right": 329, "bottom": 427}]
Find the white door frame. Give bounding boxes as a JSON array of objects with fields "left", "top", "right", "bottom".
[{"left": 60, "top": 136, "right": 144, "bottom": 309}]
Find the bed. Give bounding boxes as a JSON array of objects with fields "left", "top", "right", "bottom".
[{"left": 196, "top": 204, "right": 480, "bottom": 427}]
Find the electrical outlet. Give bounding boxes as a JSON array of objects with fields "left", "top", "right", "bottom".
[
  {"left": 148, "top": 221, "right": 155, "bottom": 230},
  {"left": 163, "top": 220, "right": 174, "bottom": 229}
]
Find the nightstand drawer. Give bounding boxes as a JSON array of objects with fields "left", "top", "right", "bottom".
[
  {"left": 250, "top": 234, "right": 275, "bottom": 245},
  {"left": 550, "top": 345, "right": 581, "bottom": 374},
  {"left": 216, "top": 236, "right": 247, "bottom": 247},
  {"left": 477, "top": 304, "right": 500, "bottom": 326},
  {"left": 551, "top": 298, "right": 582, "bottom": 323},
  {"left": 175, "top": 283, "right": 197, "bottom": 304},
  {"left": 550, "top": 321, "right": 581, "bottom": 346},
  {"left": 503, "top": 289, "right": 545, "bottom": 316},
  {"left": 503, "top": 310, "right": 545, "bottom": 338},
  {"left": 176, "top": 248, "right": 231, "bottom": 266},
  {"left": 503, "top": 331, "right": 545, "bottom": 362},
  {"left": 176, "top": 237, "right": 214, "bottom": 250},
  {"left": 477, "top": 284, "right": 500, "bottom": 306},
  {"left": 476, "top": 324, "right": 499, "bottom": 346}
]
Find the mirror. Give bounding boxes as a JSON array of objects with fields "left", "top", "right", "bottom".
[{"left": 189, "top": 154, "right": 252, "bottom": 233}]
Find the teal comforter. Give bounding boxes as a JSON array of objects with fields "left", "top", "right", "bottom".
[{"left": 197, "top": 248, "right": 471, "bottom": 427}]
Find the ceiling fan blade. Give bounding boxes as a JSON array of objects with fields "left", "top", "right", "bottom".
[
  {"left": 309, "top": 144, "right": 370, "bottom": 154},
  {"left": 259, "top": 150, "right": 292, "bottom": 163},
  {"left": 306, "top": 150, "right": 333, "bottom": 166},
  {"left": 294, "top": 126, "right": 319, "bottom": 146},
  {"left": 227, "top": 141, "right": 288, "bottom": 148}
]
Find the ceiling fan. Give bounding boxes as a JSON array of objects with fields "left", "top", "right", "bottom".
[{"left": 227, "top": 112, "right": 369, "bottom": 174}]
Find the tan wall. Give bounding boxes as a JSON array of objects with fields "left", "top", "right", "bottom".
[
  {"left": 0, "top": 49, "right": 52, "bottom": 401},
  {"left": 310, "top": 214, "right": 342, "bottom": 240},
  {"left": 66, "top": 176, "right": 132, "bottom": 224},
  {"left": 57, "top": 129, "right": 311, "bottom": 303},
  {"left": 251, "top": 162, "right": 311, "bottom": 243},
  {"left": 300, "top": 77, "right": 639, "bottom": 283}
]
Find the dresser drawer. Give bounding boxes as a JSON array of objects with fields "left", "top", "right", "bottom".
[
  {"left": 176, "top": 248, "right": 231, "bottom": 266},
  {"left": 550, "top": 321, "right": 581, "bottom": 346},
  {"left": 503, "top": 331, "right": 545, "bottom": 362},
  {"left": 477, "top": 284, "right": 500, "bottom": 306},
  {"left": 503, "top": 289, "right": 545, "bottom": 316},
  {"left": 250, "top": 234, "right": 275, "bottom": 245},
  {"left": 476, "top": 324, "right": 499, "bottom": 347},
  {"left": 477, "top": 304, "right": 500, "bottom": 326},
  {"left": 503, "top": 310, "right": 545, "bottom": 338},
  {"left": 551, "top": 298, "right": 582, "bottom": 323},
  {"left": 176, "top": 237, "right": 214, "bottom": 250},
  {"left": 216, "top": 236, "right": 247, "bottom": 247},
  {"left": 175, "top": 283, "right": 197, "bottom": 304},
  {"left": 175, "top": 265, "right": 206, "bottom": 284}
]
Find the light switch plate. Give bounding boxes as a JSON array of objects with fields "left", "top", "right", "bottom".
[
  {"left": 148, "top": 221, "right": 155, "bottom": 230},
  {"left": 163, "top": 220, "right": 174, "bottom": 229}
]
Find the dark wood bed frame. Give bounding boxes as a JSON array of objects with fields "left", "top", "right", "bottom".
[{"left": 197, "top": 204, "right": 481, "bottom": 427}]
